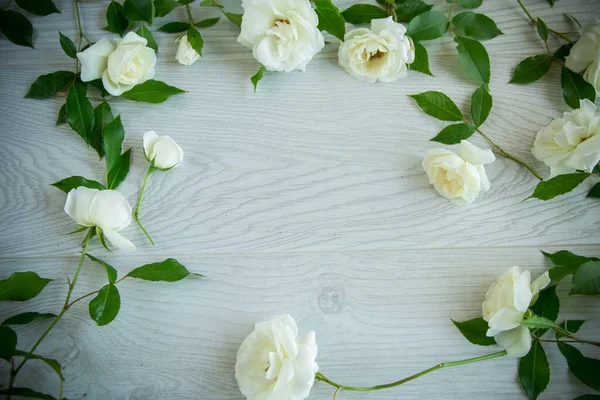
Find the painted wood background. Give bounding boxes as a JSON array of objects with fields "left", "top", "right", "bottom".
[{"left": 0, "top": 0, "right": 599, "bottom": 399}]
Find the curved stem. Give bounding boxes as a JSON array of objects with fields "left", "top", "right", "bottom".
[
  {"left": 134, "top": 165, "right": 156, "bottom": 245},
  {"left": 516, "top": 0, "right": 575, "bottom": 44},
  {"left": 66, "top": 275, "right": 128, "bottom": 309},
  {"left": 316, "top": 350, "right": 507, "bottom": 394},
  {"left": 471, "top": 124, "right": 544, "bottom": 181},
  {"left": 552, "top": 327, "right": 600, "bottom": 347},
  {"left": 186, "top": 4, "right": 195, "bottom": 25},
  {"left": 447, "top": 0, "right": 456, "bottom": 35}
]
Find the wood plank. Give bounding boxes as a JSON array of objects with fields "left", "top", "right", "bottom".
[{"left": 0, "top": 248, "right": 598, "bottom": 399}]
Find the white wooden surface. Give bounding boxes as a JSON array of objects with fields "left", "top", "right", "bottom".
[{"left": 1, "top": 0, "right": 600, "bottom": 399}]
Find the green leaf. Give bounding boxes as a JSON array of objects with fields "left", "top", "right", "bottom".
[
  {"left": 2, "top": 312, "right": 56, "bottom": 326},
  {"left": 154, "top": 0, "right": 179, "bottom": 17},
  {"left": 587, "top": 182, "right": 600, "bottom": 198},
  {"left": 86, "top": 254, "right": 118, "bottom": 283},
  {"left": 341, "top": 4, "right": 387, "bottom": 24},
  {"left": 457, "top": 0, "right": 482, "bottom": 8},
  {"left": 521, "top": 315, "right": 560, "bottom": 330},
  {"left": 91, "top": 101, "right": 114, "bottom": 159},
  {"left": 470, "top": 84, "right": 492, "bottom": 127},
  {"left": 251, "top": 64, "right": 264, "bottom": 93},
  {"left": 89, "top": 284, "right": 121, "bottom": 326},
  {"left": 314, "top": 0, "right": 346, "bottom": 41},
  {"left": 561, "top": 67, "right": 596, "bottom": 109},
  {"left": 123, "top": 0, "right": 155, "bottom": 25},
  {"left": 553, "top": 43, "right": 573, "bottom": 60},
  {"left": 51, "top": 176, "right": 106, "bottom": 193},
  {"left": 455, "top": 36, "right": 490, "bottom": 84},
  {"left": 543, "top": 250, "right": 598, "bottom": 268},
  {"left": 127, "top": 258, "right": 202, "bottom": 282},
  {"left": 0, "top": 10, "right": 33, "bottom": 48},
  {"left": 530, "top": 286, "right": 559, "bottom": 336},
  {"left": 431, "top": 123, "right": 476, "bottom": 144},
  {"left": 570, "top": 261, "right": 600, "bottom": 296},
  {"left": 178, "top": 0, "right": 195, "bottom": 4},
  {"left": 452, "top": 12, "right": 503, "bottom": 40},
  {"left": 0, "top": 326, "right": 17, "bottom": 361},
  {"left": 195, "top": 17, "right": 220, "bottom": 28},
  {"left": 187, "top": 27, "right": 204, "bottom": 56},
  {"left": 200, "top": 0, "right": 223, "bottom": 8},
  {"left": 59, "top": 32, "right": 77, "bottom": 59},
  {"left": 96, "top": 227, "right": 111, "bottom": 252},
  {"left": 536, "top": 17, "right": 548, "bottom": 42},
  {"left": 407, "top": 10, "right": 448, "bottom": 41},
  {"left": 409, "top": 41, "right": 433, "bottom": 76},
  {"left": 106, "top": 148, "right": 131, "bottom": 189},
  {"left": 15, "top": 0, "right": 59, "bottom": 15},
  {"left": 0, "top": 388, "right": 56, "bottom": 400},
  {"left": 66, "top": 79, "right": 95, "bottom": 146},
  {"left": 223, "top": 12, "right": 242, "bottom": 27},
  {"left": 0, "top": 272, "right": 52, "bottom": 302},
  {"left": 25, "top": 71, "right": 74, "bottom": 99},
  {"left": 159, "top": 21, "right": 190, "bottom": 33},
  {"left": 558, "top": 342, "right": 600, "bottom": 391},
  {"left": 106, "top": 1, "right": 129, "bottom": 37},
  {"left": 13, "top": 350, "right": 63, "bottom": 380},
  {"left": 56, "top": 103, "right": 67, "bottom": 125},
  {"left": 395, "top": 1, "right": 432, "bottom": 23},
  {"left": 564, "top": 13, "right": 581, "bottom": 29},
  {"left": 574, "top": 396, "right": 600, "bottom": 400},
  {"left": 518, "top": 340, "right": 550, "bottom": 400},
  {"left": 509, "top": 55, "right": 552, "bottom": 84},
  {"left": 409, "top": 91, "right": 463, "bottom": 121},
  {"left": 452, "top": 317, "right": 495, "bottom": 346},
  {"left": 556, "top": 320, "right": 585, "bottom": 339},
  {"left": 136, "top": 23, "right": 158, "bottom": 53},
  {"left": 528, "top": 172, "right": 590, "bottom": 201},
  {"left": 120, "top": 79, "right": 186, "bottom": 103},
  {"left": 103, "top": 115, "right": 125, "bottom": 171},
  {"left": 547, "top": 0, "right": 556, "bottom": 5}
]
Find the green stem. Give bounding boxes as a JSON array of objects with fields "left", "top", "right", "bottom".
[
  {"left": 66, "top": 275, "right": 128, "bottom": 309},
  {"left": 447, "top": 0, "right": 456, "bottom": 36},
  {"left": 472, "top": 124, "right": 544, "bottom": 181},
  {"left": 186, "top": 4, "right": 194, "bottom": 25},
  {"left": 317, "top": 351, "right": 507, "bottom": 396},
  {"left": 516, "top": 0, "right": 575, "bottom": 44},
  {"left": 134, "top": 165, "right": 156, "bottom": 245},
  {"left": 552, "top": 327, "right": 600, "bottom": 347},
  {"left": 10, "top": 229, "right": 94, "bottom": 387}
]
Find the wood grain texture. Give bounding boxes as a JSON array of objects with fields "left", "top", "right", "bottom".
[{"left": 0, "top": 0, "right": 599, "bottom": 399}]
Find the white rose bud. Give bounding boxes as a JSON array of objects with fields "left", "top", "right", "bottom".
[
  {"left": 532, "top": 99, "right": 600, "bottom": 178},
  {"left": 422, "top": 140, "right": 495, "bottom": 206},
  {"left": 64, "top": 187, "right": 135, "bottom": 250},
  {"left": 235, "top": 314, "right": 318, "bottom": 400},
  {"left": 338, "top": 16, "right": 415, "bottom": 83},
  {"left": 142, "top": 131, "right": 184, "bottom": 170},
  {"left": 482, "top": 266, "right": 550, "bottom": 357},
  {"left": 566, "top": 20, "right": 600, "bottom": 90},
  {"left": 77, "top": 32, "right": 157, "bottom": 96},
  {"left": 175, "top": 35, "right": 201, "bottom": 66},
  {"left": 237, "top": 0, "right": 325, "bottom": 72}
]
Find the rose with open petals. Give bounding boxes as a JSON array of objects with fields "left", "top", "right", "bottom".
[
  {"left": 236, "top": 314, "right": 318, "bottom": 400},
  {"left": 65, "top": 187, "right": 135, "bottom": 250},
  {"left": 142, "top": 131, "right": 184, "bottom": 170},
  {"left": 482, "top": 266, "right": 550, "bottom": 357},
  {"left": 532, "top": 99, "right": 600, "bottom": 178},
  {"left": 77, "top": 32, "right": 156, "bottom": 96},
  {"left": 423, "top": 140, "right": 495, "bottom": 206},
  {"left": 237, "top": 0, "right": 324, "bottom": 72},
  {"left": 338, "top": 17, "right": 415, "bottom": 83}
]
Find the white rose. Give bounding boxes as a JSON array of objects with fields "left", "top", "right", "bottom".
[
  {"left": 77, "top": 32, "right": 156, "bottom": 96},
  {"left": 338, "top": 16, "right": 415, "bottom": 83},
  {"left": 583, "top": 48, "right": 600, "bottom": 92},
  {"left": 532, "top": 99, "right": 600, "bottom": 178},
  {"left": 142, "top": 131, "right": 184, "bottom": 170},
  {"left": 422, "top": 140, "right": 495, "bottom": 206},
  {"left": 175, "top": 35, "right": 201, "bottom": 66},
  {"left": 237, "top": 0, "right": 325, "bottom": 72},
  {"left": 64, "top": 187, "right": 135, "bottom": 250},
  {"left": 482, "top": 266, "right": 550, "bottom": 358},
  {"left": 566, "top": 20, "right": 600, "bottom": 90},
  {"left": 235, "top": 314, "right": 318, "bottom": 400}
]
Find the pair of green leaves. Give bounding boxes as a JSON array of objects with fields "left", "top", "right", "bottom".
[
  {"left": 200, "top": 0, "right": 243, "bottom": 28},
  {"left": 85, "top": 256, "right": 203, "bottom": 326},
  {"left": 543, "top": 250, "right": 600, "bottom": 296},
  {"left": 409, "top": 86, "right": 491, "bottom": 144},
  {"left": 158, "top": 17, "right": 220, "bottom": 33},
  {"left": 341, "top": 1, "right": 432, "bottom": 25},
  {"left": 0, "top": 0, "right": 60, "bottom": 48}
]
